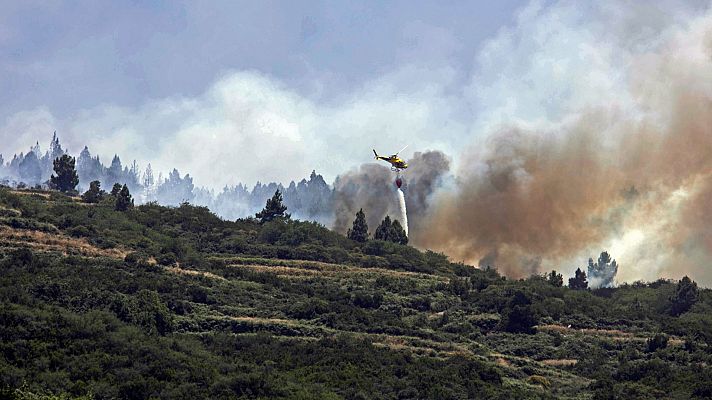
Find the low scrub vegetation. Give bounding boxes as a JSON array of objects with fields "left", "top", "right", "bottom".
[{"left": 1, "top": 188, "right": 712, "bottom": 399}]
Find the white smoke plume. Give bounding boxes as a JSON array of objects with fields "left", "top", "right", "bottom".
[
  {"left": 397, "top": 187, "right": 408, "bottom": 236},
  {"left": 587, "top": 252, "right": 619, "bottom": 289}
]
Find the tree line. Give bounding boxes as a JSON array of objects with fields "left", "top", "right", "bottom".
[
  {"left": 252, "top": 190, "right": 408, "bottom": 246},
  {"left": 0, "top": 134, "right": 335, "bottom": 223}
]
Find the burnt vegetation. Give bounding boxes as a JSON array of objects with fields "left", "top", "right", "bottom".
[{"left": 1, "top": 187, "right": 712, "bottom": 400}]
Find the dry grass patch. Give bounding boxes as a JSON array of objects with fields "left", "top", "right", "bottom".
[
  {"left": 9, "top": 190, "right": 51, "bottom": 199},
  {"left": 165, "top": 266, "right": 227, "bottom": 281},
  {"left": 229, "top": 261, "right": 448, "bottom": 282},
  {"left": 233, "top": 264, "right": 324, "bottom": 277},
  {"left": 541, "top": 359, "right": 578, "bottom": 367},
  {"left": 538, "top": 324, "right": 634, "bottom": 337},
  {"left": 538, "top": 324, "right": 660, "bottom": 344},
  {"left": 537, "top": 324, "right": 568, "bottom": 334},
  {"left": 227, "top": 316, "right": 302, "bottom": 327},
  {"left": 579, "top": 328, "right": 633, "bottom": 337},
  {"left": 0, "top": 226, "right": 128, "bottom": 259},
  {"left": 368, "top": 334, "right": 472, "bottom": 358},
  {"left": 495, "top": 357, "right": 511, "bottom": 368}
]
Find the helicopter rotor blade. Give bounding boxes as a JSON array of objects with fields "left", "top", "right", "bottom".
[{"left": 395, "top": 145, "right": 409, "bottom": 156}]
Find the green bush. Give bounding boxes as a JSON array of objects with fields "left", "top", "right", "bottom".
[
  {"left": 352, "top": 291, "right": 383, "bottom": 309},
  {"left": 287, "top": 298, "right": 330, "bottom": 319},
  {"left": 646, "top": 333, "right": 669, "bottom": 352},
  {"left": 0, "top": 207, "right": 21, "bottom": 218},
  {"left": 0, "top": 217, "right": 58, "bottom": 233}
]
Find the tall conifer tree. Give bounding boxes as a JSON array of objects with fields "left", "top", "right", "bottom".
[
  {"left": 50, "top": 155, "right": 79, "bottom": 192},
  {"left": 347, "top": 208, "right": 369, "bottom": 242}
]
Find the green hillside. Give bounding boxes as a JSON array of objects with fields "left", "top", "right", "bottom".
[{"left": 1, "top": 187, "right": 712, "bottom": 399}]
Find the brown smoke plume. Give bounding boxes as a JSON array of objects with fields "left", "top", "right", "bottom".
[
  {"left": 419, "top": 61, "right": 712, "bottom": 282},
  {"left": 332, "top": 10, "right": 712, "bottom": 285}
]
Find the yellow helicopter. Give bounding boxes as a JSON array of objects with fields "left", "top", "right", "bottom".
[{"left": 373, "top": 146, "right": 408, "bottom": 171}]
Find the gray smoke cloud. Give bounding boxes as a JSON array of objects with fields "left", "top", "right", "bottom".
[
  {"left": 333, "top": 150, "right": 450, "bottom": 238},
  {"left": 401, "top": 151, "right": 451, "bottom": 217},
  {"left": 333, "top": 163, "right": 400, "bottom": 235},
  {"left": 399, "top": 151, "right": 451, "bottom": 244}
]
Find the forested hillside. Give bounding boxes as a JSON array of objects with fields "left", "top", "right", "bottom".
[{"left": 1, "top": 187, "right": 712, "bottom": 399}]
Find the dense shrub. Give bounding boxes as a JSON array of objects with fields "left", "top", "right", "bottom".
[
  {"left": 646, "top": 333, "right": 669, "bottom": 352},
  {"left": 2, "top": 189, "right": 712, "bottom": 399},
  {"left": 352, "top": 291, "right": 383, "bottom": 309},
  {"left": 499, "top": 291, "right": 538, "bottom": 334}
]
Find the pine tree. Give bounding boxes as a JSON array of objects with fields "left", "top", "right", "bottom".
[
  {"left": 568, "top": 268, "right": 588, "bottom": 290},
  {"left": 77, "top": 146, "right": 92, "bottom": 184},
  {"left": 347, "top": 208, "right": 369, "bottom": 242},
  {"left": 586, "top": 251, "right": 619, "bottom": 288},
  {"left": 547, "top": 270, "right": 564, "bottom": 287},
  {"left": 9, "top": 153, "right": 22, "bottom": 176},
  {"left": 156, "top": 169, "right": 195, "bottom": 205},
  {"left": 143, "top": 164, "right": 154, "bottom": 187},
  {"left": 374, "top": 215, "right": 392, "bottom": 241},
  {"left": 373, "top": 215, "right": 408, "bottom": 245},
  {"left": 30, "top": 141, "right": 41, "bottom": 156},
  {"left": 598, "top": 251, "right": 612, "bottom": 266},
  {"left": 115, "top": 184, "right": 134, "bottom": 211},
  {"left": 111, "top": 183, "right": 123, "bottom": 197},
  {"left": 669, "top": 276, "right": 698, "bottom": 316},
  {"left": 121, "top": 160, "right": 141, "bottom": 193},
  {"left": 143, "top": 164, "right": 155, "bottom": 202},
  {"left": 391, "top": 220, "right": 408, "bottom": 245},
  {"left": 44, "top": 132, "right": 64, "bottom": 177},
  {"left": 49, "top": 155, "right": 79, "bottom": 193},
  {"left": 305, "top": 170, "right": 331, "bottom": 218},
  {"left": 255, "top": 190, "right": 289, "bottom": 223},
  {"left": 48, "top": 131, "right": 64, "bottom": 160},
  {"left": 82, "top": 180, "right": 105, "bottom": 203},
  {"left": 107, "top": 155, "right": 123, "bottom": 187},
  {"left": 18, "top": 151, "right": 42, "bottom": 185}
]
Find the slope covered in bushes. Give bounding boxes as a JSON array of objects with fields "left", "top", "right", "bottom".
[{"left": 1, "top": 188, "right": 712, "bottom": 399}]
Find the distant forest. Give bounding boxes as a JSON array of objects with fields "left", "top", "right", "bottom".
[{"left": 0, "top": 133, "right": 334, "bottom": 224}]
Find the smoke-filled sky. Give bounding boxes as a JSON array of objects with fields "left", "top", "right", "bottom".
[
  {"left": 1, "top": 0, "right": 705, "bottom": 186},
  {"left": 4, "top": 0, "right": 712, "bottom": 284},
  {"left": 0, "top": 0, "right": 523, "bottom": 185}
]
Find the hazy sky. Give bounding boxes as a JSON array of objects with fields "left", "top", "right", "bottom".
[
  {"left": 0, "top": 1, "right": 524, "bottom": 120},
  {"left": 1, "top": 0, "right": 708, "bottom": 189}
]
